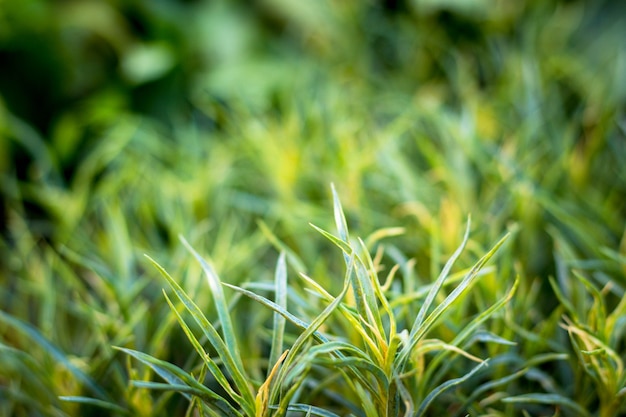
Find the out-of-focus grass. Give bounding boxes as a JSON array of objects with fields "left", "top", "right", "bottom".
[{"left": 1, "top": 0, "right": 625, "bottom": 416}]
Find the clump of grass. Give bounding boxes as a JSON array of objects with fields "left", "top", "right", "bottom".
[{"left": 84, "top": 185, "right": 522, "bottom": 416}]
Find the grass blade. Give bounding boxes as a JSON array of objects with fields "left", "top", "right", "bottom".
[
  {"left": 274, "top": 404, "right": 342, "bottom": 417},
  {"left": 269, "top": 252, "right": 288, "bottom": 373},
  {"left": 144, "top": 254, "right": 255, "bottom": 414},
  {"left": 58, "top": 396, "right": 129, "bottom": 414},
  {"left": 179, "top": 236, "right": 247, "bottom": 372},
  {"left": 415, "top": 359, "right": 488, "bottom": 417},
  {"left": 502, "top": 393, "right": 592, "bottom": 417},
  {"left": 223, "top": 283, "right": 330, "bottom": 344},
  {"left": 162, "top": 291, "right": 243, "bottom": 405},
  {"left": 115, "top": 347, "right": 242, "bottom": 417},
  {"left": 398, "top": 232, "right": 510, "bottom": 369},
  {"left": 410, "top": 219, "right": 471, "bottom": 342}
]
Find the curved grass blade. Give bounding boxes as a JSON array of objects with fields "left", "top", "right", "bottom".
[
  {"left": 410, "top": 219, "right": 471, "bottom": 341},
  {"left": 222, "top": 283, "right": 329, "bottom": 344},
  {"left": 394, "top": 374, "right": 415, "bottom": 417},
  {"left": 162, "top": 291, "right": 243, "bottom": 405},
  {"left": 398, "top": 232, "right": 510, "bottom": 369},
  {"left": 415, "top": 359, "right": 488, "bottom": 417},
  {"left": 309, "top": 224, "right": 352, "bottom": 256},
  {"left": 256, "top": 349, "right": 289, "bottom": 417},
  {"left": 502, "top": 393, "right": 592, "bottom": 417},
  {"left": 422, "top": 277, "right": 519, "bottom": 385},
  {"left": 115, "top": 347, "right": 241, "bottom": 417},
  {"left": 452, "top": 353, "right": 568, "bottom": 417},
  {"left": 58, "top": 396, "right": 129, "bottom": 414},
  {"left": 179, "top": 237, "right": 248, "bottom": 374},
  {"left": 144, "top": 254, "right": 255, "bottom": 414}
]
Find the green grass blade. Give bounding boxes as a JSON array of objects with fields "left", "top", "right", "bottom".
[
  {"left": 273, "top": 404, "right": 342, "bottom": 417},
  {"left": 422, "top": 277, "right": 519, "bottom": 385},
  {"left": 298, "top": 271, "right": 384, "bottom": 365},
  {"left": 179, "top": 237, "right": 247, "bottom": 371},
  {"left": 269, "top": 252, "right": 288, "bottom": 373},
  {"left": 257, "top": 220, "right": 307, "bottom": 272},
  {"left": 275, "top": 263, "right": 353, "bottom": 413},
  {"left": 0, "top": 342, "right": 59, "bottom": 404},
  {"left": 398, "top": 232, "right": 510, "bottom": 369},
  {"left": 415, "top": 359, "right": 488, "bottom": 417},
  {"left": 357, "top": 237, "right": 396, "bottom": 342},
  {"left": 309, "top": 223, "right": 352, "bottom": 256},
  {"left": 502, "top": 393, "right": 592, "bottom": 417},
  {"left": 115, "top": 347, "right": 242, "bottom": 417},
  {"left": 453, "top": 353, "right": 569, "bottom": 417},
  {"left": 130, "top": 381, "right": 223, "bottom": 398},
  {"left": 394, "top": 375, "right": 415, "bottom": 417},
  {"left": 222, "top": 282, "right": 330, "bottom": 344},
  {"left": 162, "top": 291, "right": 243, "bottom": 405},
  {"left": 58, "top": 396, "right": 130, "bottom": 414},
  {"left": 331, "top": 183, "right": 350, "bottom": 244},
  {"left": 144, "top": 254, "right": 255, "bottom": 413},
  {"left": 410, "top": 219, "right": 471, "bottom": 341}
]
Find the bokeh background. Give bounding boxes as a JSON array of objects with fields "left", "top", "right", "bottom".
[{"left": 1, "top": 0, "right": 625, "bottom": 416}]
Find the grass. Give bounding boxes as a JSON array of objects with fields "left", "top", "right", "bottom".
[{"left": 1, "top": 1, "right": 625, "bottom": 416}]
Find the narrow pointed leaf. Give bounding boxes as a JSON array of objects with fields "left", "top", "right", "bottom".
[
  {"left": 502, "top": 393, "right": 592, "bottom": 417},
  {"left": 415, "top": 360, "right": 488, "bottom": 417},
  {"left": 269, "top": 253, "right": 288, "bottom": 372},
  {"left": 59, "top": 396, "right": 130, "bottom": 414},
  {"left": 144, "top": 254, "right": 255, "bottom": 414}
]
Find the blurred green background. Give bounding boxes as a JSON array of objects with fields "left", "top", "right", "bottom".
[{"left": 1, "top": 0, "right": 625, "bottom": 415}]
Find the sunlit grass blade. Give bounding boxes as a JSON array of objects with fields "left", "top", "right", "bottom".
[
  {"left": 356, "top": 237, "right": 396, "bottom": 340},
  {"left": 331, "top": 183, "right": 350, "bottom": 245},
  {"left": 269, "top": 252, "right": 288, "bottom": 373},
  {"left": 256, "top": 349, "right": 289, "bottom": 417}
]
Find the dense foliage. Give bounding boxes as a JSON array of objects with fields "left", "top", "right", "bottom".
[{"left": 1, "top": 0, "right": 625, "bottom": 416}]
